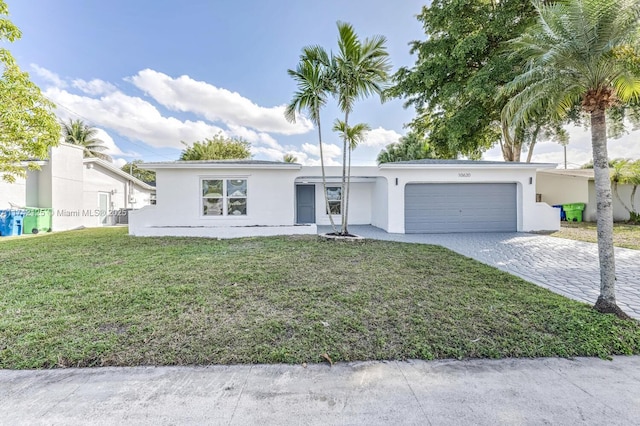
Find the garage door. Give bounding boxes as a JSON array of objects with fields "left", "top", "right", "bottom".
[{"left": 405, "top": 183, "right": 517, "bottom": 233}]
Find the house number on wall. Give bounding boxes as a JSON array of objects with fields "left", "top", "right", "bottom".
[{"left": 458, "top": 172, "right": 471, "bottom": 178}]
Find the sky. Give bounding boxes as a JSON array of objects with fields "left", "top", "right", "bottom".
[{"left": 6, "top": 0, "right": 640, "bottom": 169}]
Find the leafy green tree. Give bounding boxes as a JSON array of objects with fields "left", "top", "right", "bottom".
[
  {"left": 377, "top": 131, "right": 441, "bottom": 164},
  {"left": 389, "top": 0, "right": 564, "bottom": 161},
  {"left": 502, "top": 0, "right": 640, "bottom": 317},
  {"left": 180, "top": 134, "right": 251, "bottom": 161},
  {"left": 0, "top": 1, "right": 60, "bottom": 182},
  {"left": 285, "top": 47, "right": 338, "bottom": 232},
  {"left": 121, "top": 160, "right": 156, "bottom": 185},
  {"left": 332, "top": 22, "right": 391, "bottom": 235},
  {"left": 62, "top": 119, "right": 112, "bottom": 162}
]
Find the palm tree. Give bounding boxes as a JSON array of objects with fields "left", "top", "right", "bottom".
[
  {"left": 285, "top": 46, "right": 338, "bottom": 232},
  {"left": 282, "top": 153, "right": 298, "bottom": 163},
  {"left": 333, "top": 120, "right": 370, "bottom": 230},
  {"left": 61, "top": 119, "right": 112, "bottom": 162},
  {"left": 332, "top": 22, "right": 391, "bottom": 235},
  {"left": 502, "top": 0, "right": 640, "bottom": 317}
]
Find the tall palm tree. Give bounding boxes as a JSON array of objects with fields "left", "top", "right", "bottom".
[
  {"left": 333, "top": 120, "right": 370, "bottom": 230},
  {"left": 285, "top": 46, "right": 338, "bottom": 232},
  {"left": 332, "top": 22, "right": 391, "bottom": 235},
  {"left": 61, "top": 119, "right": 112, "bottom": 162},
  {"left": 502, "top": 0, "right": 640, "bottom": 317}
]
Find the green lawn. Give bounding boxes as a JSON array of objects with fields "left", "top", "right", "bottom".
[
  {"left": 550, "top": 222, "right": 640, "bottom": 250},
  {"left": 0, "top": 227, "right": 638, "bottom": 369}
]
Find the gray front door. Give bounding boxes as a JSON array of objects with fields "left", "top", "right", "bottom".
[
  {"left": 405, "top": 183, "right": 517, "bottom": 233},
  {"left": 296, "top": 185, "right": 315, "bottom": 224}
]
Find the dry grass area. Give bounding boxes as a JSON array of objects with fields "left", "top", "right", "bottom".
[{"left": 550, "top": 222, "right": 640, "bottom": 250}]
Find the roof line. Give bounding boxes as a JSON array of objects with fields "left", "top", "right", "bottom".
[{"left": 83, "top": 158, "right": 155, "bottom": 190}]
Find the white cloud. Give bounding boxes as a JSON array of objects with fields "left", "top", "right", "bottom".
[
  {"left": 45, "top": 87, "right": 226, "bottom": 149},
  {"left": 72, "top": 79, "right": 117, "bottom": 96},
  {"left": 302, "top": 142, "right": 342, "bottom": 160},
  {"left": 360, "top": 127, "right": 402, "bottom": 148},
  {"left": 112, "top": 158, "right": 127, "bottom": 168},
  {"left": 127, "top": 69, "right": 314, "bottom": 135},
  {"left": 30, "top": 64, "right": 67, "bottom": 88},
  {"left": 483, "top": 124, "right": 640, "bottom": 168}
]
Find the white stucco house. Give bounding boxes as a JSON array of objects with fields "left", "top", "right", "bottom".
[
  {"left": 0, "top": 143, "right": 155, "bottom": 232},
  {"left": 128, "top": 159, "right": 559, "bottom": 238},
  {"left": 537, "top": 169, "right": 639, "bottom": 222}
]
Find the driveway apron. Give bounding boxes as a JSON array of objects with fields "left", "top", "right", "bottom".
[{"left": 320, "top": 226, "right": 640, "bottom": 320}]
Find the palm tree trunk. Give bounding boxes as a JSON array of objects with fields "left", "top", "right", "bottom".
[
  {"left": 340, "top": 111, "right": 349, "bottom": 235},
  {"left": 590, "top": 108, "right": 622, "bottom": 316},
  {"left": 317, "top": 115, "right": 337, "bottom": 233},
  {"left": 345, "top": 145, "right": 352, "bottom": 235}
]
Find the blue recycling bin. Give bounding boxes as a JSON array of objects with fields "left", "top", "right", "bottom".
[
  {"left": 0, "top": 209, "right": 27, "bottom": 236},
  {"left": 552, "top": 205, "right": 566, "bottom": 221}
]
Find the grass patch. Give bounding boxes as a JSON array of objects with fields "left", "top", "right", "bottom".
[
  {"left": 1, "top": 227, "right": 639, "bottom": 369},
  {"left": 551, "top": 222, "right": 640, "bottom": 250}
]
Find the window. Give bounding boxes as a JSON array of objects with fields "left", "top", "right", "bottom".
[
  {"left": 326, "top": 186, "right": 341, "bottom": 215},
  {"left": 202, "top": 179, "right": 247, "bottom": 216}
]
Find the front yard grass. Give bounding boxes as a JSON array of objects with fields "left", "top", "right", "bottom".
[
  {"left": 1, "top": 227, "right": 638, "bottom": 369},
  {"left": 550, "top": 222, "right": 640, "bottom": 250}
]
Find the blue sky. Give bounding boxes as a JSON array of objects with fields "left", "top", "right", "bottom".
[
  {"left": 7, "top": 1, "right": 640, "bottom": 168},
  {"left": 7, "top": 0, "right": 427, "bottom": 167}
]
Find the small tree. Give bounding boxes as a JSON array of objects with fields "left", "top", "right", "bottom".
[
  {"left": 377, "top": 131, "right": 441, "bottom": 164},
  {"left": 0, "top": 0, "right": 60, "bottom": 182},
  {"left": 121, "top": 160, "right": 156, "bottom": 184},
  {"left": 180, "top": 134, "right": 251, "bottom": 161}
]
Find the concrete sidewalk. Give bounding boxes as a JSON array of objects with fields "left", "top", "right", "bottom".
[{"left": 1, "top": 357, "right": 639, "bottom": 425}]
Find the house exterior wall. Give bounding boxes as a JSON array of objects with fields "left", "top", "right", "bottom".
[
  {"left": 130, "top": 167, "right": 303, "bottom": 236},
  {"left": 81, "top": 164, "right": 153, "bottom": 227},
  {"left": 371, "top": 177, "right": 389, "bottom": 230},
  {"left": 0, "top": 177, "right": 26, "bottom": 209},
  {"left": 536, "top": 173, "right": 589, "bottom": 206},
  {"left": 378, "top": 166, "right": 557, "bottom": 233},
  {"left": 131, "top": 163, "right": 558, "bottom": 238},
  {"left": 50, "top": 144, "right": 85, "bottom": 231},
  {"left": 587, "top": 181, "right": 639, "bottom": 222}
]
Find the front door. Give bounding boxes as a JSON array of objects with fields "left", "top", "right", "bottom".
[
  {"left": 296, "top": 185, "right": 315, "bottom": 224},
  {"left": 99, "top": 192, "right": 110, "bottom": 226}
]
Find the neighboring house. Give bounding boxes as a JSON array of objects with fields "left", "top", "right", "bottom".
[
  {"left": 0, "top": 143, "right": 155, "bottom": 232},
  {"left": 537, "top": 169, "right": 639, "bottom": 222},
  {"left": 129, "top": 159, "right": 559, "bottom": 238}
]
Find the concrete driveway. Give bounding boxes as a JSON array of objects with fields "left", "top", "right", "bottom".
[{"left": 320, "top": 226, "right": 640, "bottom": 320}]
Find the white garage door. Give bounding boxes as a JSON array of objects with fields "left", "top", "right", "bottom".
[{"left": 405, "top": 183, "right": 517, "bottom": 233}]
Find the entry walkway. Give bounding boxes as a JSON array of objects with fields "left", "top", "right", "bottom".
[{"left": 319, "top": 226, "right": 640, "bottom": 319}]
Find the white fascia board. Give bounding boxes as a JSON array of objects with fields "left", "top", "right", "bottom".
[
  {"left": 378, "top": 162, "right": 558, "bottom": 170},
  {"left": 141, "top": 163, "right": 302, "bottom": 171}
]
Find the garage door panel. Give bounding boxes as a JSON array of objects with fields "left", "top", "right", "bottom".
[{"left": 405, "top": 183, "right": 516, "bottom": 233}]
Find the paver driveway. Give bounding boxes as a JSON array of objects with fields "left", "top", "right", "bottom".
[{"left": 320, "top": 226, "right": 640, "bottom": 320}]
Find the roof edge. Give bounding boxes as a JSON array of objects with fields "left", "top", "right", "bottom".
[{"left": 83, "top": 158, "right": 156, "bottom": 190}]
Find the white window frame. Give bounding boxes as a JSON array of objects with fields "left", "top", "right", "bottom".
[
  {"left": 325, "top": 186, "right": 342, "bottom": 215},
  {"left": 201, "top": 178, "right": 248, "bottom": 217}
]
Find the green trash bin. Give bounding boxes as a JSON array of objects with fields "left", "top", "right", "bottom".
[
  {"left": 562, "top": 203, "right": 585, "bottom": 222},
  {"left": 23, "top": 208, "right": 53, "bottom": 234}
]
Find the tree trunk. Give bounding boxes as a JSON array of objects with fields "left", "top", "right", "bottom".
[
  {"left": 500, "top": 122, "right": 522, "bottom": 162},
  {"left": 340, "top": 112, "right": 349, "bottom": 235},
  {"left": 317, "top": 114, "right": 337, "bottom": 233},
  {"left": 590, "top": 108, "right": 625, "bottom": 317},
  {"left": 345, "top": 144, "right": 352, "bottom": 235},
  {"left": 526, "top": 125, "right": 540, "bottom": 163}
]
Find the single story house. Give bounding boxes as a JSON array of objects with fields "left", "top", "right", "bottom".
[
  {"left": 537, "top": 169, "right": 638, "bottom": 222},
  {"left": 129, "top": 159, "right": 559, "bottom": 238},
  {"left": 0, "top": 143, "right": 155, "bottom": 232}
]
